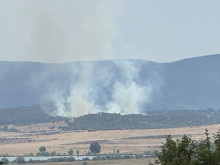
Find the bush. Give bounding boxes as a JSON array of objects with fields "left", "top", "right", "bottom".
[
  {"left": 1, "top": 158, "right": 8, "bottom": 164},
  {"left": 151, "top": 129, "right": 220, "bottom": 165},
  {"left": 68, "top": 148, "right": 73, "bottom": 155},
  {"left": 36, "top": 151, "right": 50, "bottom": 156},
  {"left": 50, "top": 157, "right": 75, "bottom": 162},
  {"left": 0, "top": 154, "right": 9, "bottom": 157},
  {"left": 82, "top": 157, "right": 90, "bottom": 161},
  {"left": 16, "top": 156, "right": 25, "bottom": 164},
  {"left": 50, "top": 151, "right": 56, "bottom": 156},
  {"left": 76, "top": 149, "right": 79, "bottom": 156},
  {"left": 93, "top": 154, "right": 133, "bottom": 161},
  {"left": 90, "top": 142, "right": 101, "bottom": 154},
  {"left": 39, "top": 146, "right": 46, "bottom": 152}
]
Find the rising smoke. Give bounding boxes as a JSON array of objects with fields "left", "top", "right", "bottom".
[
  {"left": 2, "top": 0, "right": 162, "bottom": 117},
  {"left": 24, "top": 0, "right": 121, "bottom": 62},
  {"left": 41, "top": 60, "right": 159, "bottom": 117}
]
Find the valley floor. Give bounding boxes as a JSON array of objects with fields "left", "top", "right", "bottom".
[
  {"left": 7, "top": 158, "right": 154, "bottom": 165},
  {"left": 0, "top": 122, "right": 219, "bottom": 156}
]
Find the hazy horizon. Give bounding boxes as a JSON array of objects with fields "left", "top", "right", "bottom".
[
  {"left": 0, "top": 53, "right": 219, "bottom": 64},
  {"left": 1, "top": 0, "right": 220, "bottom": 63}
]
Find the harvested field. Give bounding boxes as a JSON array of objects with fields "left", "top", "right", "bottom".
[
  {"left": 0, "top": 123, "right": 220, "bottom": 156},
  {"left": 13, "top": 158, "right": 154, "bottom": 165}
]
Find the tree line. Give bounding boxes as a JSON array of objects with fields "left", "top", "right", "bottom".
[
  {"left": 62, "top": 110, "right": 220, "bottom": 131},
  {"left": 150, "top": 129, "right": 220, "bottom": 165}
]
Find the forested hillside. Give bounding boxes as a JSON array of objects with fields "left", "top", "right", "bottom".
[
  {"left": 0, "top": 54, "right": 220, "bottom": 114},
  {"left": 0, "top": 105, "right": 219, "bottom": 130},
  {"left": 0, "top": 105, "right": 64, "bottom": 125},
  {"left": 62, "top": 109, "right": 220, "bottom": 130}
]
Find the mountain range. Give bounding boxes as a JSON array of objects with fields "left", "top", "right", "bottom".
[{"left": 0, "top": 54, "right": 220, "bottom": 115}]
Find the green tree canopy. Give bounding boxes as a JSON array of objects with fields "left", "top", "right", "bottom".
[
  {"left": 39, "top": 146, "right": 46, "bottom": 152},
  {"left": 16, "top": 157, "right": 25, "bottom": 164},
  {"left": 68, "top": 148, "right": 73, "bottom": 155},
  {"left": 151, "top": 129, "right": 220, "bottom": 165},
  {"left": 90, "top": 142, "right": 101, "bottom": 154}
]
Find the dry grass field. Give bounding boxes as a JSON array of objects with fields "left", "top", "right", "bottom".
[
  {"left": 13, "top": 158, "right": 153, "bottom": 165},
  {"left": 0, "top": 122, "right": 220, "bottom": 157}
]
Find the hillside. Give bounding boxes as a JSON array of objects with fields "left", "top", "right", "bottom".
[
  {"left": 0, "top": 105, "right": 64, "bottom": 125},
  {"left": 159, "top": 55, "right": 220, "bottom": 110},
  {"left": 0, "top": 54, "right": 220, "bottom": 115},
  {"left": 0, "top": 104, "right": 220, "bottom": 130},
  {"left": 62, "top": 109, "right": 220, "bottom": 130}
]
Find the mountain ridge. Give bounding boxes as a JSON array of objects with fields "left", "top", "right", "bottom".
[
  {"left": 0, "top": 54, "right": 220, "bottom": 114},
  {"left": 1, "top": 53, "right": 220, "bottom": 64}
]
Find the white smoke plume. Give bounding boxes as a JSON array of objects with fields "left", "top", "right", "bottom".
[
  {"left": 105, "top": 61, "right": 151, "bottom": 114},
  {"left": 1, "top": 0, "right": 162, "bottom": 116},
  {"left": 67, "top": 63, "right": 97, "bottom": 117},
  {"left": 42, "top": 60, "right": 157, "bottom": 117}
]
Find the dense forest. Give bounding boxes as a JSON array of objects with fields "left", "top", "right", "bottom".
[
  {"left": 62, "top": 109, "right": 220, "bottom": 130},
  {"left": 1, "top": 105, "right": 220, "bottom": 130}
]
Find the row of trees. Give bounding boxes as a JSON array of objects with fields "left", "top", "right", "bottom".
[
  {"left": 0, "top": 142, "right": 102, "bottom": 164},
  {"left": 38, "top": 141, "right": 101, "bottom": 156},
  {"left": 150, "top": 129, "right": 220, "bottom": 165}
]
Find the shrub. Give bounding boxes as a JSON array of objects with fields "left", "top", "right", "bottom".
[
  {"left": 68, "top": 148, "right": 73, "bottom": 155},
  {"left": 39, "top": 146, "right": 46, "bottom": 152},
  {"left": 1, "top": 158, "right": 8, "bottom": 164},
  {"left": 16, "top": 157, "right": 25, "bottom": 164},
  {"left": 89, "top": 142, "right": 101, "bottom": 154}
]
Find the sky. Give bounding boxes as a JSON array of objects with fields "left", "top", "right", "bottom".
[{"left": 0, "top": 0, "right": 220, "bottom": 63}]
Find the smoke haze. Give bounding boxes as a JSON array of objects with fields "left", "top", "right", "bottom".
[
  {"left": 0, "top": 0, "right": 122, "bottom": 62},
  {"left": 42, "top": 60, "right": 158, "bottom": 117},
  {"left": 0, "top": 0, "right": 164, "bottom": 117}
]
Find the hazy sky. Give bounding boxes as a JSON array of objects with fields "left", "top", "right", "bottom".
[{"left": 0, "top": 0, "right": 220, "bottom": 63}]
